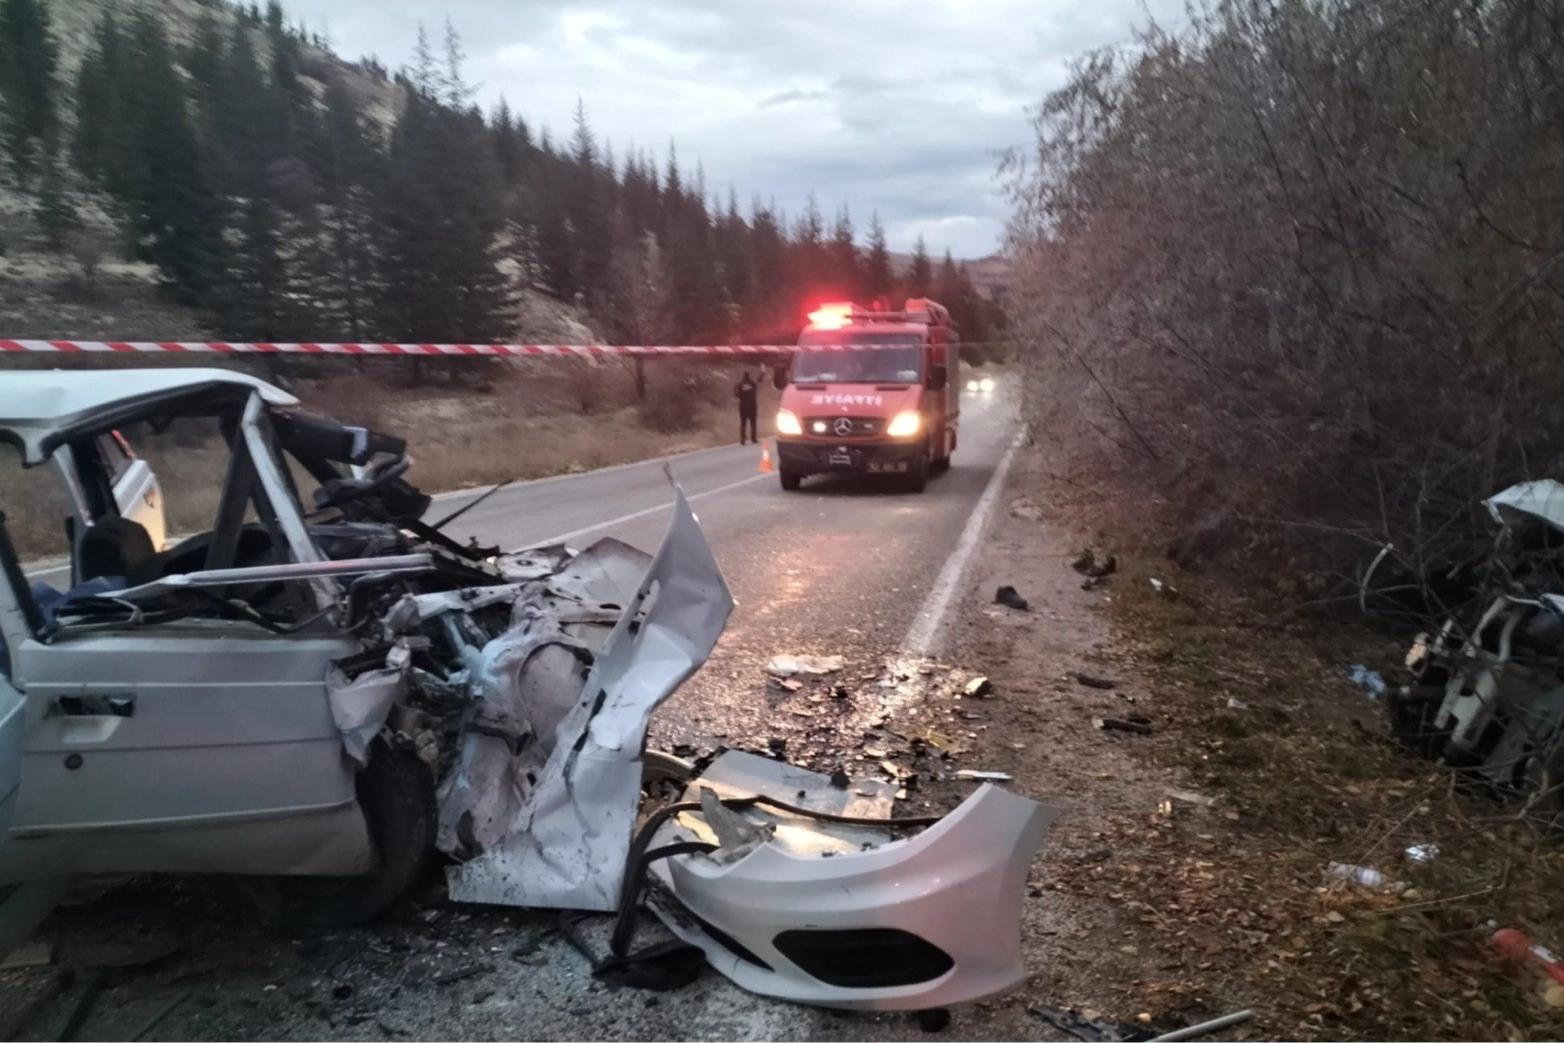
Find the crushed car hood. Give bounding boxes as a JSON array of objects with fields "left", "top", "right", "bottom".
[{"left": 366, "top": 484, "right": 734, "bottom": 912}]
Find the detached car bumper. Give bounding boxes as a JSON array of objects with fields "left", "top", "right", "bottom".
[
  {"left": 646, "top": 751, "right": 1058, "bottom": 1010},
  {"left": 776, "top": 439, "right": 923, "bottom": 475}
]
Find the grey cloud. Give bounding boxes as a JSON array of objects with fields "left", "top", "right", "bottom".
[
  {"left": 288, "top": 0, "right": 1185, "bottom": 257},
  {"left": 758, "top": 88, "right": 830, "bottom": 108}
]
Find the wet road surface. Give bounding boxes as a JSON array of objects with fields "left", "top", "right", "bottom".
[{"left": 439, "top": 386, "right": 1021, "bottom": 769}]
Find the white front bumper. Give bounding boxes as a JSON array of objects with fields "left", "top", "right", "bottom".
[{"left": 647, "top": 751, "right": 1058, "bottom": 1010}]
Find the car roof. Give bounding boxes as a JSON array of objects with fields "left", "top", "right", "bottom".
[{"left": 0, "top": 368, "right": 297, "bottom": 465}]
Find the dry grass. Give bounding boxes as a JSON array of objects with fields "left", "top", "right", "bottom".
[
  {"left": 1093, "top": 560, "right": 1564, "bottom": 1040},
  {"left": 2, "top": 358, "right": 771, "bottom": 559}
]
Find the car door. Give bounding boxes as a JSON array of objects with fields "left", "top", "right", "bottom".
[
  {"left": 7, "top": 625, "right": 371, "bottom": 879},
  {"left": 97, "top": 432, "right": 166, "bottom": 551}
]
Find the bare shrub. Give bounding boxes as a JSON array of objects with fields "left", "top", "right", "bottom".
[
  {"left": 1004, "top": 0, "right": 1564, "bottom": 602},
  {"left": 638, "top": 380, "right": 702, "bottom": 434}
]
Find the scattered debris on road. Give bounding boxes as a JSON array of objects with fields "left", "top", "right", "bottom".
[
  {"left": 963, "top": 675, "right": 994, "bottom": 698},
  {"left": 1071, "top": 671, "right": 1117, "bottom": 690},
  {"left": 1165, "top": 788, "right": 1218, "bottom": 808},
  {"left": 1093, "top": 716, "right": 1154, "bottom": 735},
  {"left": 994, "top": 585, "right": 1031, "bottom": 611},
  {"left": 955, "top": 770, "right": 1012, "bottom": 782},
  {"left": 1071, "top": 549, "right": 1118, "bottom": 578},
  {"left": 766, "top": 654, "right": 847, "bottom": 677}
]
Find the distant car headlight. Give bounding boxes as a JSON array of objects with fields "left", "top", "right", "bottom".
[
  {"left": 966, "top": 379, "right": 980, "bottom": 391},
  {"left": 776, "top": 409, "right": 803, "bottom": 436},
  {"left": 980, "top": 377, "right": 995, "bottom": 392},
  {"left": 886, "top": 411, "right": 921, "bottom": 438}
]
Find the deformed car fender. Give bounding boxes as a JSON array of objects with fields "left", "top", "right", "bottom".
[
  {"left": 444, "top": 483, "right": 734, "bottom": 911},
  {"left": 644, "top": 751, "right": 1058, "bottom": 1010}
]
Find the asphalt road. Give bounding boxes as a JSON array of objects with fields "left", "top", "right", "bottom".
[{"left": 435, "top": 385, "right": 1021, "bottom": 760}]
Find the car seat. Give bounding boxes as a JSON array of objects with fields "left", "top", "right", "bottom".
[{"left": 78, "top": 516, "right": 156, "bottom": 584}]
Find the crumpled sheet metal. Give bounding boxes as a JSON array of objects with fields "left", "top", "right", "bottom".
[
  {"left": 646, "top": 750, "right": 1058, "bottom": 1010},
  {"left": 1486, "top": 478, "right": 1564, "bottom": 533},
  {"left": 446, "top": 487, "right": 734, "bottom": 910},
  {"left": 327, "top": 667, "right": 405, "bottom": 767},
  {"left": 427, "top": 539, "right": 652, "bottom": 861}
]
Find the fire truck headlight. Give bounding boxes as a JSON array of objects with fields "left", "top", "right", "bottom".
[
  {"left": 886, "top": 411, "right": 922, "bottom": 438},
  {"left": 966, "top": 379, "right": 980, "bottom": 392},
  {"left": 980, "top": 377, "right": 995, "bottom": 392},
  {"left": 776, "top": 409, "right": 803, "bottom": 436}
]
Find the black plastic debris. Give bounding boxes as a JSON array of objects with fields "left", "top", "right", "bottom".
[
  {"left": 1094, "top": 716, "right": 1154, "bottom": 735},
  {"left": 917, "top": 1008, "right": 953, "bottom": 1033},
  {"left": 1071, "top": 671, "right": 1117, "bottom": 690},
  {"left": 1071, "top": 549, "right": 1118, "bottom": 578},
  {"left": 994, "top": 585, "right": 1030, "bottom": 611},
  {"left": 828, "top": 769, "right": 851, "bottom": 789}
]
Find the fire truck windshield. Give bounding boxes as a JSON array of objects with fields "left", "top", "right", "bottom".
[{"left": 792, "top": 333, "right": 923, "bottom": 384}]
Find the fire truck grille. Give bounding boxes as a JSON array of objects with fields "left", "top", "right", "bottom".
[{"left": 804, "top": 416, "right": 883, "bottom": 437}]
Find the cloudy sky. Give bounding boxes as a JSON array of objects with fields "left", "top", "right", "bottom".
[{"left": 285, "top": 0, "right": 1179, "bottom": 258}]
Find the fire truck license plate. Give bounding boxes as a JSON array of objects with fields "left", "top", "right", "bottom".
[{"left": 828, "top": 450, "right": 853, "bottom": 467}]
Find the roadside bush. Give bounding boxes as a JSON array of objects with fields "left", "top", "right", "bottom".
[
  {"left": 1005, "top": 0, "right": 1564, "bottom": 599},
  {"left": 637, "top": 381, "right": 703, "bottom": 434}
]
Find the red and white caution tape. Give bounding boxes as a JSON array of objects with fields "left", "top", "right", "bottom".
[{"left": 0, "top": 339, "right": 900, "bottom": 356}]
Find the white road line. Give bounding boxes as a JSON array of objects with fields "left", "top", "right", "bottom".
[
  {"left": 531, "top": 471, "right": 771, "bottom": 548},
  {"left": 427, "top": 441, "right": 752, "bottom": 502},
  {"left": 902, "top": 427, "right": 1027, "bottom": 656}
]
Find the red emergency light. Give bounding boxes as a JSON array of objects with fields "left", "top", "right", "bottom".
[{"left": 807, "top": 303, "right": 855, "bottom": 330}]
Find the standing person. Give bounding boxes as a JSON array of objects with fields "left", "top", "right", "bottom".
[{"left": 735, "top": 371, "right": 759, "bottom": 445}]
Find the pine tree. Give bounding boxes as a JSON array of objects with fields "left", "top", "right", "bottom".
[
  {"left": 73, "top": 14, "right": 129, "bottom": 192},
  {"left": 908, "top": 235, "right": 933, "bottom": 297},
  {"left": 663, "top": 141, "right": 682, "bottom": 205},
  {"left": 375, "top": 89, "right": 512, "bottom": 343},
  {"left": 864, "top": 211, "right": 892, "bottom": 303},
  {"left": 492, "top": 97, "right": 520, "bottom": 183},
  {"left": 830, "top": 205, "right": 859, "bottom": 299},
  {"left": 127, "top": 13, "right": 228, "bottom": 307},
  {"left": 441, "top": 19, "right": 473, "bottom": 109},
  {"left": 935, "top": 248, "right": 961, "bottom": 304},
  {"left": 0, "top": 0, "right": 59, "bottom": 177},
  {"left": 34, "top": 145, "right": 77, "bottom": 249},
  {"left": 567, "top": 98, "right": 612, "bottom": 297}
]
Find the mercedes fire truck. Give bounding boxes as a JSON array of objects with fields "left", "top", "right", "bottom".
[{"left": 772, "top": 299, "right": 960, "bottom": 493}]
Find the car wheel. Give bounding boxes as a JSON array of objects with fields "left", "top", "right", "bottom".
[
  {"left": 780, "top": 469, "right": 802, "bottom": 491},
  {"left": 931, "top": 454, "right": 951, "bottom": 475},
  {"left": 276, "top": 748, "right": 437, "bottom": 928},
  {"left": 906, "top": 453, "right": 929, "bottom": 494}
]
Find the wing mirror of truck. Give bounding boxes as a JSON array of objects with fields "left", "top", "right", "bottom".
[
  {"left": 927, "top": 365, "right": 948, "bottom": 392},
  {"left": 772, "top": 364, "right": 789, "bottom": 391}
]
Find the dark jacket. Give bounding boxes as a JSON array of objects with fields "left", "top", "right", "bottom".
[{"left": 735, "top": 377, "right": 758, "bottom": 413}]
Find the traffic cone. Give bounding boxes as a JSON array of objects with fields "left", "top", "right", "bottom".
[{"left": 759, "top": 438, "right": 774, "bottom": 473}]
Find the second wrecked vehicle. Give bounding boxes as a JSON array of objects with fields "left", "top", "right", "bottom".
[
  {"left": 1392, "top": 479, "right": 1564, "bottom": 821},
  {"left": 0, "top": 368, "right": 1056, "bottom": 1010}
]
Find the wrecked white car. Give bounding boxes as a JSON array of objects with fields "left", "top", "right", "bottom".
[
  {"left": 0, "top": 368, "right": 1054, "bottom": 1010},
  {"left": 1393, "top": 479, "right": 1564, "bottom": 820}
]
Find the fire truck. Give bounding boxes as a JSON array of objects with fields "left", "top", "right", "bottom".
[{"left": 772, "top": 299, "right": 960, "bottom": 493}]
